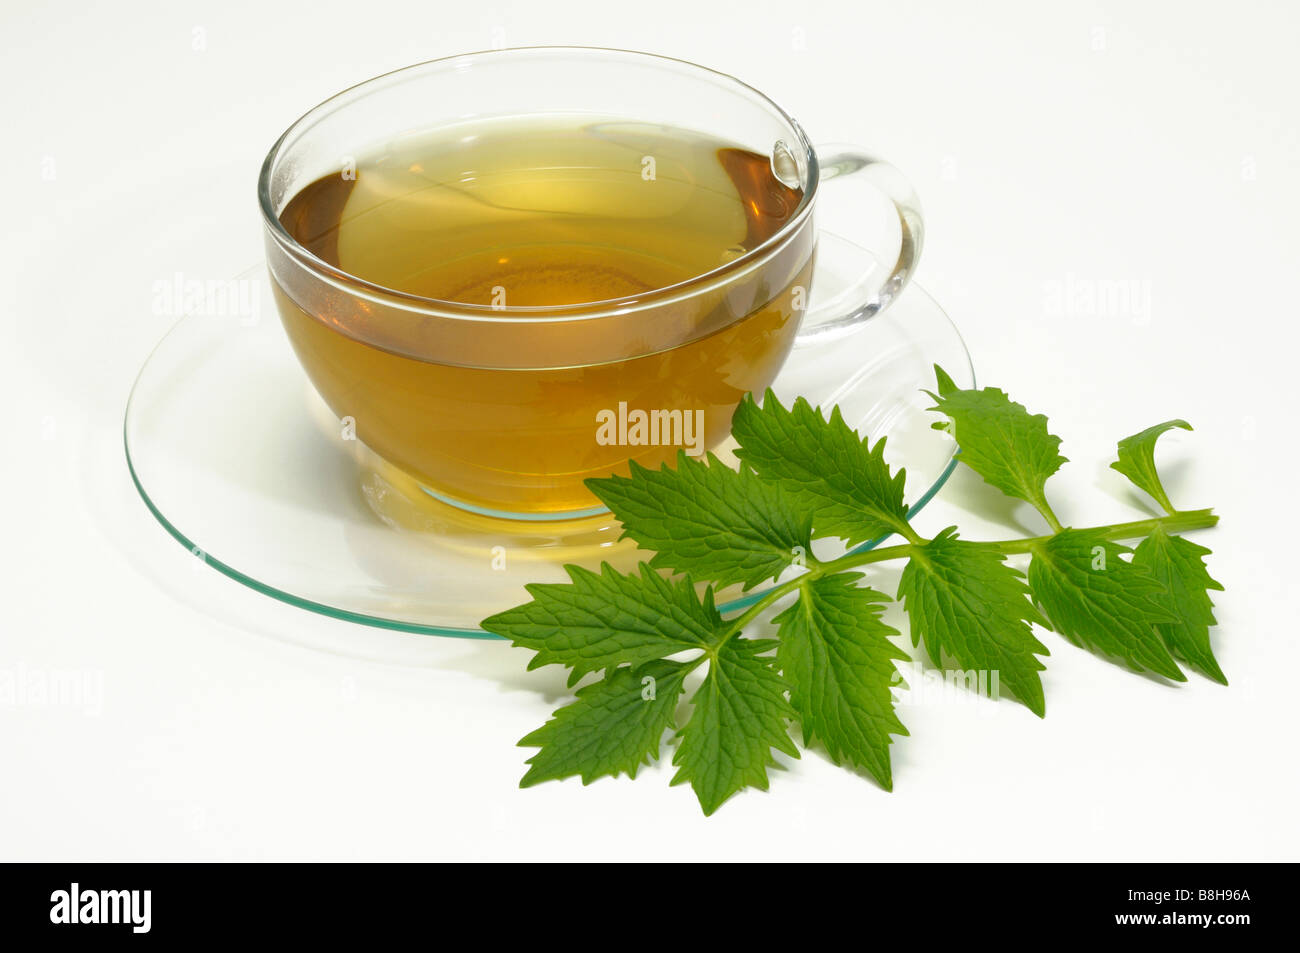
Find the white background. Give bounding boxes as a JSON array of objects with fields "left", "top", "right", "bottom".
[{"left": 2, "top": 0, "right": 1297, "bottom": 861}]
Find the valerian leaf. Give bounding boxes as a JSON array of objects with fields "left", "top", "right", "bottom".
[
  {"left": 486, "top": 371, "right": 1225, "bottom": 815},
  {"left": 773, "top": 574, "right": 908, "bottom": 787},
  {"left": 671, "top": 638, "right": 799, "bottom": 815},
  {"left": 1111, "top": 419, "right": 1193, "bottom": 514},
  {"left": 927, "top": 365, "right": 1067, "bottom": 519},
  {"left": 1028, "top": 530, "right": 1183, "bottom": 681},
  {"left": 482, "top": 563, "right": 719, "bottom": 686},
  {"left": 731, "top": 390, "right": 912, "bottom": 546},
  {"left": 1132, "top": 526, "right": 1226, "bottom": 684},
  {"left": 898, "top": 528, "right": 1050, "bottom": 716},
  {"left": 588, "top": 452, "right": 811, "bottom": 591},
  {"left": 519, "top": 659, "right": 691, "bottom": 787}
]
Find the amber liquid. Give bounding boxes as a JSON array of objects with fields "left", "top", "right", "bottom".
[{"left": 273, "top": 117, "right": 812, "bottom": 515}]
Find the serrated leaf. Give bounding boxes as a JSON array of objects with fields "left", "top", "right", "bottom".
[
  {"left": 1110, "top": 419, "right": 1192, "bottom": 514},
  {"left": 587, "top": 452, "right": 811, "bottom": 591},
  {"left": 773, "top": 574, "right": 908, "bottom": 787},
  {"left": 927, "top": 365, "right": 1067, "bottom": 516},
  {"left": 519, "top": 659, "right": 691, "bottom": 787},
  {"left": 482, "top": 563, "right": 719, "bottom": 686},
  {"left": 671, "top": 638, "right": 799, "bottom": 815},
  {"left": 1028, "top": 530, "right": 1184, "bottom": 680},
  {"left": 897, "top": 527, "right": 1050, "bottom": 716},
  {"left": 1132, "top": 526, "right": 1226, "bottom": 684},
  {"left": 731, "top": 390, "right": 912, "bottom": 546}
]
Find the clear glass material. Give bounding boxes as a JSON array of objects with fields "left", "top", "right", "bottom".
[
  {"left": 123, "top": 49, "right": 956, "bottom": 639},
  {"left": 258, "top": 48, "right": 923, "bottom": 519},
  {"left": 124, "top": 258, "right": 973, "bottom": 637}
]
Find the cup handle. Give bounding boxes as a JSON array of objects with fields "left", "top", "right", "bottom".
[{"left": 795, "top": 146, "right": 924, "bottom": 342}]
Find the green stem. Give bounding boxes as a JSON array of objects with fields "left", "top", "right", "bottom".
[
  {"left": 717, "top": 508, "right": 1217, "bottom": 639},
  {"left": 1152, "top": 485, "right": 1178, "bottom": 518},
  {"left": 893, "top": 519, "right": 927, "bottom": 546},
  {"left": 1032, "top": 495, "right": 1066, "bottom": 534},
  {"left": 976, "top": 508, "right": 1218, "bottom": 555}
]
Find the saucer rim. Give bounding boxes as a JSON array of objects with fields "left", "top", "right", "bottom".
[{"left": 124, "top": 269, "right": 973, "bottom": 639}]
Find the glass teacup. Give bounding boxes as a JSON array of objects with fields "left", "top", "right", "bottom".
[{"left": 259, "top": 47, "right": 922, "bottom": 520}]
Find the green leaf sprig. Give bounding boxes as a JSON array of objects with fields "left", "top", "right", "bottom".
[{"left": 483, "top": 367, "right": 1223, "bottom": 814}]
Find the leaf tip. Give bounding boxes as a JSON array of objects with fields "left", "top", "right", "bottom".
[
  {"left": 932, "top": 363, "right": 959, "bottom": 396},
  {"left": 518, "top": 766, "right": 544, "bottom": 789}
]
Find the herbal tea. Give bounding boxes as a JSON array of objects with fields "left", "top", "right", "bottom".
[{"left": 273, "top": 117, "right": 814, "bottom": 516}]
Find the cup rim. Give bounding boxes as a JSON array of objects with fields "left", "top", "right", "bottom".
[{"left": 257, "top": 46, "right": 819, "bottom": 322}]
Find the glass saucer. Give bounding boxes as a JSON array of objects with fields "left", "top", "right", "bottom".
[{"left": 125, "top": 260, "right": 972, "bottom": 638}]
